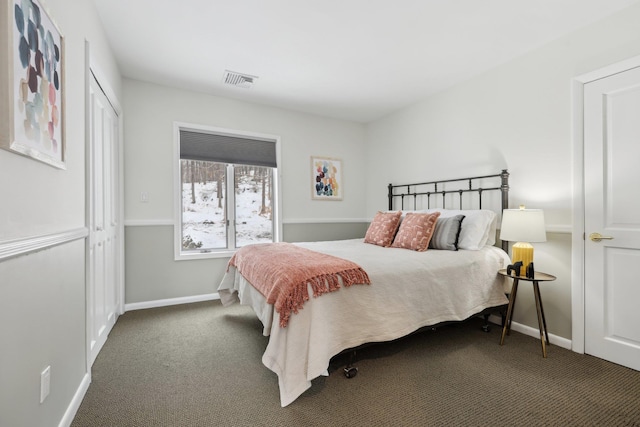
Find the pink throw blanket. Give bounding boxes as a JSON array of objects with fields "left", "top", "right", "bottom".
[{"left": 228, "top": 242, "right": 370, "bottom": 327}]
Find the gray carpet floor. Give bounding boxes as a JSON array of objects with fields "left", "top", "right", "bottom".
[{"left": 72, "top": 300, "right": 640, "bottom": 426}]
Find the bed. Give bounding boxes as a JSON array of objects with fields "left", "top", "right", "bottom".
[{"left": 218, "top": 170, "right": 512, "bottom": 407}]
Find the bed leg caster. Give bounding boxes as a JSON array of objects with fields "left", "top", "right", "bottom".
[
  {"left": 480, "top": 314, "right": 492, "bottom": 333},
  {"left": 344, "top": 350, "right": 358, "bottom": 378},
  {"left": 344, "top": 366, "right": 358, "bottom": 378}
]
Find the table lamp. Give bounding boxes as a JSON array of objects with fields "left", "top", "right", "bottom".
[{"left": 499, "top": 205, "right": 546, "bottom": 273}]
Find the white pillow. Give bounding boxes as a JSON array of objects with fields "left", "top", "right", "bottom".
[
  {"left": 399, "top": 210, "right": 429, "bottom": 216},
  {"left": 426, "top": 209, "right": 497, "bottom": 250},
  {"left": 485, "top": 213, "right": 498, "bottom": 246}
]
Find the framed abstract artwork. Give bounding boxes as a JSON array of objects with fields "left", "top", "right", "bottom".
[
  {"left": 311, "top": 156, "right": 342, "bottom": 200},
  {"left": 0, "top": 0, "right": 66, "bottom": 169}
]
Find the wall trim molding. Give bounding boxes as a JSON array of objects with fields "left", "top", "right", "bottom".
[
  {"left": 488, "top": 314, "right": 572, "bottom": 350},
  {"left": 124, "top": 218, "right": 370, "bottom": 226},
  {"left": 124, "top": 293, "right": 220, "bottom": 312},
  {"left": 124, "top": 219, "right": 174, "bottom": 227},
  {"left": 545, "top": 224, "right": 572, "bottom": 234},
  {"left": 58, "top": 372, "right": 91, "bottom": 427},
  {"left": 0, "top": 228, "right": 88, "bottom": 262},
  {"left": 498, "top": 225, "right": 572, "bottom": 234},
  {"left": 283, "top": 218, "right": 369, "bottom": 224}
]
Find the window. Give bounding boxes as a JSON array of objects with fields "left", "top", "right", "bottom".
[{"left": 175, "top": 125, "right": 279, "bottom": 259}]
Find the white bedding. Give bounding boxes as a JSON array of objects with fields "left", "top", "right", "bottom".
[{"left": 218, "top": 238, "right": 511, "bottom": 407}]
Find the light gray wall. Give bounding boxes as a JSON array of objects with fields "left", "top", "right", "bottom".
[
  {"left": 283, "top": 222, "right": 369, "bottom": 243},
  {"left": 122, "top": 79, "right": 367, "bottom": 304},
  {"left": 0, "top": 0, "right": 121, "bottom": 425},
  {"left": 0, "top": 241, "right": 86, "bottom": 427},
  {"left": 364, "top": 3, "right": 640, "bottom": 339},
  {"left": 506, "top": 232, "right": 573, "bottom": 338},
  {"left": 125, "top": 226, "right": 227, "bottom": 303},
  {"left": 125, "top": 222, "right": 369, "bottom": 304}
]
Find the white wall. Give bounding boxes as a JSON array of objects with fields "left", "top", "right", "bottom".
[
  {"left": 0, "top": 0, "right": 120, "bottom": 239},
  {"left": 364, "top": 3, "right": 640, "bottom": 340},
  {"left": 124, "top": 79, "right": 366, "bottom": 222},
  {"left": 0, "top": 0, "right": 121, "bottom": 425},
  {"left": 123, "top": 79, "right": 367, "bottom": 303}
]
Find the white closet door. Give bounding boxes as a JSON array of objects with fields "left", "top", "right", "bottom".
[{"left": 88, "top": 72, "right": 121, "bottom": 366}]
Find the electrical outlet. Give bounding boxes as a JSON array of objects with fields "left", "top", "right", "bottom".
[
  {"left": 40, "top": 366, "right": 50, "bottom": 403},
  {"left": 140, "top": 191, "right": 149, "bottom": 203}
]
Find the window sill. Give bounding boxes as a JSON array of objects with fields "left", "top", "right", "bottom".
[{"left": 175, "top": 250, "right": 236, "bottom": 261}]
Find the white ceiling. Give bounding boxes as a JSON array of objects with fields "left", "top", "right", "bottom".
[{"left": 93, "top": 0, "right": 639, "bottom": 123}]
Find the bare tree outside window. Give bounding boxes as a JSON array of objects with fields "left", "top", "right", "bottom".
[{"left": 235, "top": 165, "right": 273, "bottom": 247}]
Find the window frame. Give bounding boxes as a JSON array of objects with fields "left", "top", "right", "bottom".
[{"left": 173, "top": 122, "right": 281, "bottom": 260}]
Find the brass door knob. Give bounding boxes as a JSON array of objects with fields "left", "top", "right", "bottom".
[{"left": 589, "top": 232, "right": 614, "bottom": 242}]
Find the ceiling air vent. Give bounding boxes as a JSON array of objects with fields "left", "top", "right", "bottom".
[{"left": 223, "top": 70, "right": 257, "bottom": 89}]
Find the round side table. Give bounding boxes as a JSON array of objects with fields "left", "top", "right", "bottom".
[{"left": 498, "top": 269, "right": 556, "bottom": 357}]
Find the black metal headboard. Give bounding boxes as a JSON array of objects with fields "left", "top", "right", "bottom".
[{"left": 388, "top": 169, "right": 509, "bottom": 251}]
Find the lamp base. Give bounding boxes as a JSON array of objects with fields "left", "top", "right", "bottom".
[{"left": 511, "top": 242, "right": 534, "bottom": 272}]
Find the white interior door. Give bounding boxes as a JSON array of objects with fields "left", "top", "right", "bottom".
[
  {"left": 584, "top": 66, "right": 640, "bottom": 371},
  {"left": 88, "top": 71, "right": 121, "bottom": 366}
]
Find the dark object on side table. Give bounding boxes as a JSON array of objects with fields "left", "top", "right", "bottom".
[{"left": 507, "top": 261, "right": 523, "bottom": 277}]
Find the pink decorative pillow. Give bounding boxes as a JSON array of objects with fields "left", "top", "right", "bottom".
[
  {"left": 364, "top": 211, "right": 402, "bottom": 247},
  {"left": 391, "top": 212, "right": 441, "bottom": 251}
]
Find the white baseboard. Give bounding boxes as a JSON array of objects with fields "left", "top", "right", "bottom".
[
  {"left": 59, "top": 372, "right": 91, "bottom": 427},
  {"left": 124, "top": 293, "right": 220, "bottom": 312},
  {"left": 488, "top": 314, "right": 572, "bottom": 350}
]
